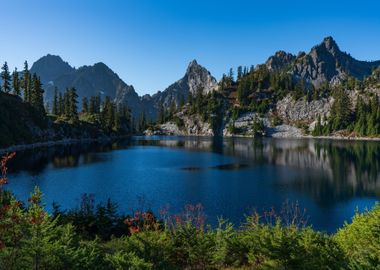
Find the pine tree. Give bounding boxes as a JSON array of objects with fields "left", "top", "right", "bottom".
[
  {"left": 138, "top": 111, "right": 147, "bottom": 132},
  {"left": 12, "top": 68, "right": 20, "bottom": 96},
  {"left": 1, "top": 62, "right": 11, "bottom": 93},
  {"left": 312, "top": 115, "right": 323, "bottom": 136},
  {"left": 354, "top": 96, "right": 367, "bottom": 136},
  {"left": 329, "top": 88, "right": 352, "bottom": 131},
  {"left": 52, "top": 87, "right": 59, "bottom": 115},
  {"left": 58, "top": 92, "right": 64, "bottom": 115},
  {"left": 237, "top": 66, "right": 243, "bottom": 81},
  {"left": 101, "top": 96, "right": 115, "bottom": 130},
  {"left": 68, "top": 88, "right": 79, "bottom": 122},
  {"left": 82, "top": 97, "right": 89, "bottom": 113},
  {"left": 21, "top": 61, "right": 31, "bottom": 102},
  {"left": 30, "top": 74, "right": 45, "bottom": 114},
  {"left": 228, "top": 68, "right": 234, "bottom": 83}
]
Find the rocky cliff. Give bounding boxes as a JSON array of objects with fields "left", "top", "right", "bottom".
[
  {"left": 150, "top": 60, "right": 218, "bottom": 108},
  {"left": 267, "top": 37, "right": 380, "bottom": 88}
]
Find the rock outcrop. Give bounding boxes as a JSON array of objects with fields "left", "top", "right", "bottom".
[
  {"left": 276, "top": 95, "right": 333, "bottom": 123},
  {"left": 291, "top": 37, "right": 380, "bottom": 87},
  {"left": 150, "top": 60, "right": 218, "bottom": 108}
]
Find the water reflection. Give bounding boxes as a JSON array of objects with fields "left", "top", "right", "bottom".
[
  {"left": 8, "top": 139, "right": 131, "bottom": 175},
  {"left": 5, "top": 137, "right": 380, "bottom": 217},
  {"left": 140, "top": 137, "right": 380, "bottom": 206}
]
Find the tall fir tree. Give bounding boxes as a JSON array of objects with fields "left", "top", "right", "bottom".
[
  {"left": 82, "top": 97, "right": 89, "bottom": 113},
  {"left": 329, "top": 88, "right": 352, "bottom": 131},
  {"left": 12, "top": 68, "right": 20, "bottom": 96},
  {"left": 1, "top": 62, "right": 11, "bottom": 93},
  {"left": 58, "top": 92, "right": 64, "bottom": 116},
  {"left": 52, "top": 87, "right": 59, "bottom": 115},
  {"left": 68, "top": 88, "right": 79, "bottom": 122},
  {"left": 21, "top": 61, "right": 31, "bottom": 102},
  {"left": 30, "top": 74, "right": 45, "bottom": 114}
]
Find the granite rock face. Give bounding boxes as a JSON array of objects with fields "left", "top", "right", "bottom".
[
  {"left": 276, "top": 95, "right": 333, "bottom": 123},
  {"left": 290, "top": 37, "right": 380, "bottom": 87},
  {"left": 265, "top": 50, "right": 296, "bottom": 71},
  {"left": 152, "top": 60, "right": 218, "bottom": 108},
  {"left": 263, "top": 37, "right": 380, "bottom": 88}
]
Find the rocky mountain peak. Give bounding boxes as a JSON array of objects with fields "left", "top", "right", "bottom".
[
  {"left": 30, "top": 54, "right": 74, "bottom": 83},
  {"left": 312, "top": 36, "right": 341, "bottom": 56},
  {"left": 184, "top": 60, "right": 217, "bottom": 94},
  {"left": 265, "top": 50, "right": 296, "bottom": 71},
  {"left": 150, "top": 60, "right": 217, "bottom": 115},
  {"left": 188, "top": 59, "right": 199, "bottom": 68}
]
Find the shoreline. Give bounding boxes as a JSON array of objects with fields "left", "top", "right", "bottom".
[
  {"left": 2, "top": 133, "right": 380, "bottom": 155},
  {"left": 0, "top": 136, "right": 128, "bottom": 154}
]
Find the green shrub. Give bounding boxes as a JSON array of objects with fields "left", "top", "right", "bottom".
[{"left": 335, "top": 203, "right": 380, "bottom": 270}]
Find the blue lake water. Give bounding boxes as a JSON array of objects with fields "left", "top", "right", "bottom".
[{"left": 5, "top": 136, "right": 380, "bottom": 233}]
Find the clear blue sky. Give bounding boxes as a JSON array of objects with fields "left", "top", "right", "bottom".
[{"left": 1, "top": 0, "right": 379, "bottom": 95}]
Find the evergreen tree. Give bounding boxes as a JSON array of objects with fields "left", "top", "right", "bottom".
[
  {"left": 68, "top": 88, "right": 79, "bottom": 122},
  {"left": 52, "top": 87, "right": 59, "bottom": 115},
  {"left": 12, "top": 68, "right": 20, "bottom": 96},
  {"left": 101, "top": 96, "right": 115, "bottom": 131},
  {"left": 21, "top": 61, "right": 31, "bottom": 102},
  {"left": 228, "top": 68, "right": 234, "bottom": 83},
  {"left": 354, "top": 97, "right": 367, "bottom": 136},
  {"left": 252, "top": 116, "right": 265, "bottom": 137},
  {"left": 63, "top": 88, "right": 78, "bottom": 122},
  {"left": 329, "top": 88, "right": 352, "bottom": 131},
  {"left": 237, "top": 66, "right": 243, "bottom": 81},
  {"left": 30, "top": 74, "right": 45, "bottom": 114},
  {"left": 58, "top": 92, "right": 64, "bottom": 116},
  {"left": 312, "top": 115, "right": 323, "bottom": 136},
  {"left": 138, "top": 111, "right": 147, "bottom": 132},
  {"left": 1, "top": 62, "right": 11, "bottom": 93},
  {"left": 82, "top": 97, "right": 89, "bottom": 113},
  {"left": 367, "top": 97, "right": 380, "bottom": 135}
]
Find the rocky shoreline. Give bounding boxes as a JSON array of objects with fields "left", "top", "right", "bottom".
[{"left": 0, "top": 136, "right": 128, "bottom": 154}]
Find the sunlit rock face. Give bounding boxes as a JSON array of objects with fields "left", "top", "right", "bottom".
[{"left": 151, "top": 60, "right": 218, "bottom": 109}]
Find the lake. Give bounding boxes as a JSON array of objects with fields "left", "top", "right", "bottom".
[{"left": 5, "top": 136, "right": 380, "bottom": 233}]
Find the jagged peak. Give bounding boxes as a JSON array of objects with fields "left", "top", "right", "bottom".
[
  {"left": 274, "top": 50, "right": 294, "bottom": 58},
  {"left": 34, "top": 54, "right": 71, "bottom": 67},
  {"left": 312, "top": 36, "right": 341, "bottom": 56},
  {"left": 265, "top": 50, "right": 295, "bottom": 71},
  {"left": 188, "top": 59, "right": 199, "bottom": 68},
  {"left": 93, "top": 62, "right": 111, "bottom": 70}
]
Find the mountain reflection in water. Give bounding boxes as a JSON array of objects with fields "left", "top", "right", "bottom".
[{"left": 6, "top": 136, "right": 380, "bottom": 232}]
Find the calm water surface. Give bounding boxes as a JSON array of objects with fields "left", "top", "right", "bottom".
[{"left": 6, "top": 136, "right": 380, "bottom": 232}]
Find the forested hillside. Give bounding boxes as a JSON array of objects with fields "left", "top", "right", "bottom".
[{"left": 0, "top": 61, "right": 132, "bottom": 148}]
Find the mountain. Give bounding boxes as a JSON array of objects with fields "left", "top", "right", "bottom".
[
  {"left": 151, "top": 60, "right": 218, "bottom": 107},
  {"left": 265, "top": 50, "right": 296, "bottom": 71},
  {"left": 30, "top": 54, "right": 74, "bottom": 83},
  {"left": 29, "top": 37, "right": 380, "bottom": 122},
  {"left": 30, "top": 55, "right": 140, "bottom": 115},
  {"left": 265, "top": 36, "right": 380, "bottom": 87},
  {"left": 31, "top": 55, "right": 217, "bottom": 120},
  {"left": 125, "top": 60, "right": 218, "bottom": 119}
]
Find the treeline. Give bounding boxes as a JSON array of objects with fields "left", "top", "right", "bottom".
[
  {"left": 313, "top": 88, "right": 380, "bottom": 136},
  {"left": 1, "top": 61, "right": 45, "bottom": 115},
  {"left": 51, "top": 87, "right": 132, "bottom": 133},
  {"left": 0, "top": 60, "right": 132, "bottom": 135}
]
